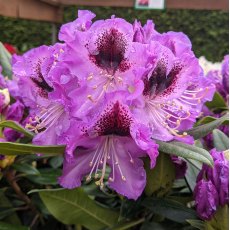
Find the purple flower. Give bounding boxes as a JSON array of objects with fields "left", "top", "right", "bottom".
[
  {"left": 194, "top": 179, "right": 219, "bottom": 220},
  {"left": 195, "top": 149, "right": 229, "bottom": 219},
  {"left": 133, "top": 20, "right": 158, "bottom": 43},
  {"left": 60, "top": 15, "right": 148, "bottom": 118},
  {"left": 221, "top": 55, "right": 229, "bottom": 94},
  {"left": 12, "top": 45, "right": 53, "bottom": 109},
  {"left": 13, "top": 10, "right": 216, "bottom": 199},
  {"left": 206, "top": 55, "right": 229, "bottom": 101},
  {"left": 0, "top": 88, "right": 10, "bottom": 113},
  {"left": 3, "top": 100, "right": 25, "bottom": 141},
  {"left": 59, "top": 96, "right": 159, "bottom": 200},
  {"left": 59, "top": 10, "right": 96, "bottom": 42},
  {"left": 12, "top": 44, "right": 71, "bottom": 146},
  {"left": 171, "top": 156, "right": 187, "bottom": 179},
  {"left": 132, "top": 41, "right": 215, "bottom": 143}
]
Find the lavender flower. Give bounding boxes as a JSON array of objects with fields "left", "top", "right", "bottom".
[
  {"left": 59, "top": 94, "right": 159, "bottom": 200},
  {"left": 3, "top": 100, "right": 25, "bottom": 141},
  {"left": 206, "top": 55, "right": 229, "bottom": 101},
  {"left": 201, "top": 55, "right": 229, "bottom": 148},
  {"left": 13, "top": 10, "right": 216, "bottom": 199},
  {"left": 194, "top": 149, "right": 229, "bottom": 219},
  {"left": 221, "top": 55, "right": 229, "bottom": 97}
]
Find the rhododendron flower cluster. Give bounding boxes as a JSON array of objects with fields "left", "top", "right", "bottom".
[{"left": 12, "top": 10, "right": 215, "bottom": 199}]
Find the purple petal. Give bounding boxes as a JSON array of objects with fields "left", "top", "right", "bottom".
[
  {"left": 194, "top": 179, "right": 219, "bottom": 220},
  {"left": 107, "top": 137, "right": 146, "bottom": 200}
]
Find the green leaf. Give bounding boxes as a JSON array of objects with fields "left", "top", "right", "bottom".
[
  {"left": 27, "top": 168, "right": 61, "bottom": 185},
  {"left": 0, "top": 221, "right": 29, "bottom": 230},
  {"left": 186, "top": 113, "right": 229, "bottom": 139},
  {"left": 49, "top": 156, "right": 63, "bottom": 169},
  {"left": 187, "top": 219, "right": 205, "bottom": 230},
  {"left": 205, "top": 92, "right": 227, "bottom": 110},
  {"left": 140, "top": 222, "right": 170, "bottom": 230},
  {"left": 0, "top": 189, "right": 21, "bottom": 225},
  {"left": 142, "top": 197, "right": 198, "bottom": 223},
  {"left": 0, "top": 42, "right": 12, "bottom": 78},
  {"left": 185, "top": 159, "right": 202, "bottom": 191},
  {"left": 0, "top": 120, "right": 34, "bottom": 138},
  {"left": 108, "top": 218, "right": 145, "bottom": 230},
  {"left": 0, "top": 142, "right": 65, "bottom": 156},
  {"left": 156, "top": 140, "right": 213, "bottom": 166},
  {"left": 195, "top": 116, "right": 216, "bottom": 126},
  {"left": 205, "top": 205, "right": 228, "bottom": 230},
  {"left": 39, "top": 188, "right": 119, "bottom": 230},
  {"left": 0, "top": 207, "right": 17, "bottom": 220},
  {"left": 144, "top": 153, "right": 175, "bottom": 196},
  {"left": 212, "top": 129, "right": 229, "bottom": 151},
  {"left": 12, "top": 163, "right": 40, "bottom": 175}
]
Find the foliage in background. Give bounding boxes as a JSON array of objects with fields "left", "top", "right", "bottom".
[{"left": 0, "top": 6, "right": 228, "bottom": 61}]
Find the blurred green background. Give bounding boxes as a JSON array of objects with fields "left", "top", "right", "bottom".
[{"left": 0, "top": 6, "right": 228, "bottom": 61}]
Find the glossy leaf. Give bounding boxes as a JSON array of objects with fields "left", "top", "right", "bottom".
[
  {"left": 12, "top": 163, "right": 40, "bottom": 175},
  {"left": 144, "top": 153, "right": 175, "bottom": 196},
  {"left": 0, "top": 189, "right": 21, "bottom": 224},
  {"left": 27, "top": 168, "right": 61, "bottom": 185},
  {"left": 156, "top": 140, "right": 213, "bottom": 166},
  {"left": 0, "top": 142, "right": 65, "bottom": 156},
  {"left": 0, "top": 120, "right": 34, "bottom": 138},
  {"left": 0, "top": 42, "right": 12, "bottom": 78},
  {"left": 186, "top": 113, "right": 229, "bottom": 139},
  {"left": 195, "top": 116, "right": 217, "bottom": 126},
  {"left": 142, "top": 197, "right": 198, "bottom": 223},
  {"left": 39, "top": 188, "right": 119, "bottom": 230},
  {"left": 49, "top": 156, "right": 63, "bottom": 169},
  {"left": 187, "top": 219, "right": 205, "bottom": 230},
  {"left": 185, "top": 159, "right": 202, "bottom": 191},
  {"left": 206, "top": 92, "right": 227, "bottom": 110},
  {"left": 212, "top": 129, "right": 229, "bottom": 151},
  {"left": 108, "top": 218, "right": 145, "bottom": 230}
]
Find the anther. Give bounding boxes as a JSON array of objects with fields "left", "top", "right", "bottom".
[
  {"left": 100, "top": 183, "right": 104, "bottom": 189},
  {"left": 122, "top": 176, "right": 126, "bottom": 181},
  {"left": 87, "top": 75, "right": 93, "bottom": 81},
  {"left": 95, "top": 173, "right": 99, "bottom": 179},
  {"left": 87, "top": 95, "right": 94, "bottom": 102},
  {"left": 86, "top": 176, "right": 91, "bottom": 182}
]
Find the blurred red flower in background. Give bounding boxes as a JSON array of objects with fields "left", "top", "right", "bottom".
[{"left": 3, "top": 43, "right": 17, "bottom": 54}]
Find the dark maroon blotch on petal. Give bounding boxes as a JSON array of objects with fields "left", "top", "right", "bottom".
[
  {"left": 90, "top": 29, "right": 130, "bottom": 74},
  {"left": 144, "top": 60, "right": 183, "bottom": 97},
  {"left": 94, "top": 101, "right": 132, "bottom": 136}
]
